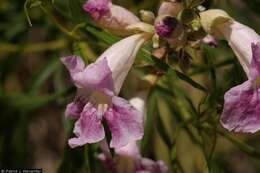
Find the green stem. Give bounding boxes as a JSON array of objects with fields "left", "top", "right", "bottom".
[
  {"left": 201, "top": 123, "right": 260, "bottom": 159},
  {"left": 217, "top": 129, "right": 260, "bottom": 159},
  {"left": 0, "top": 39, "right": 67, "bottom": 54},
  {"left": 40, "top": 5, "right": 81, "bottom": 40},
  {"left": 24, "top": 0, "right": 32, "bottom": 27}
]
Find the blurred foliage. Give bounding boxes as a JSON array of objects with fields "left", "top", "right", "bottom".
[{"left": 0, "top": 0, "right": 260, "bottom": 173}]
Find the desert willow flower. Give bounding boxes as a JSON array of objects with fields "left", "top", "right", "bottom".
[
  {"left": 200, "top": 9, "right": 260, "bottom": 76},
  {"left": 61, "top": 33, "right": 151, "bottom": 148},
  {"left": 83, "top": 0, "right": 140, "bottom": 36},
  {"left": 200, "top": 9, "right": 260, "bottom": 133},
  {"left": 221, "top": 43, "right": 260, "bottom": 133},
  {"left": 98, "top": 92, "right": 168, "bottom": 173}
]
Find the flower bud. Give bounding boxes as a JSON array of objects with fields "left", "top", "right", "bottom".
[
  {"left": 202, "top": 34, "right": 218, "bottom": 48},
  {"left": 158, "top": 1, "right": 183, "bottom": 17},
  {"left": 155, "top": 15, "right": 186, "bottom": 48},
  {"left": 200, "top": 9, "right": 260, "bottom": 76},
  {"left": 84, "top": 0, "right": 140, "bottom": 36},
  {"left": 126, "top": 22, "right": 155, "bottom": 35},
  {"left": 140, "top": 10, "right": 155, "bottom": 24},
  {"left": 199, "top": 9, "right": 233, "bottom": 38}
]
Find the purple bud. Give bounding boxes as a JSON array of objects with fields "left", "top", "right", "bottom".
[
  {"left": 155, "top": 16, "right": 178, "bottom": 38},
  {"left": 202, "top": 34, "right": 218, "bottom": 48},
  {"left": 83, "top": 0, "right": 111, "bottom": 20}
]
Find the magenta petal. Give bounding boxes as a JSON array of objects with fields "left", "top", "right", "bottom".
[
  {"left": 68, "top": 103, "right": 105, "bottom": 148},
  {"left": 65, "top": 89, "right": 90, "bottom": 119},
  {"left": 73, "top": 57, "right": 114, "bottom": 93},
  {"left": 221, "top": 80, "right": 260, "bottom": 133},
  {"left": 249, "top": 43, "right": 260, "bottom": 80},
  {"left": 65, "top": 102, "right": 84, "bottom": 119},
  {"left": 104, "top": 96, "right": 144, "bottom": 148},
  {"left": 155, "top": 16, "right": 178, "bottom": 38},
  {"left": 83, "top": 0, "right": 111, "bottom": 20},
  {"left": 138, "top": 158, "right": 168, "bottom": 173},
  {"left": 61, "top": 55, "right": 85, "bottom": 78}
]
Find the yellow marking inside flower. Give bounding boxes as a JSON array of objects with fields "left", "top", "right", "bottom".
[
  {"left": 89, "top": 91, "right": 110, "bottom": 119},
  {"left": 253, "top": 77, "right": 260, "bottom": 90}
]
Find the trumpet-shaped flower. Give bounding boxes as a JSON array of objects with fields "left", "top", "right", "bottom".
[
  {"left": 83, "top": 0, "right": 140, "bottom": 36},
  {"left": 217, "top": 21, "right": 260, "bottom": 76},
  {"left": 200, "top": 9, "right": 260, "bottom": 76},
  {"left": 61, "top": 34, "right": 149, "bottom": 148},
  {"left": 199, "top": 9, "right": 260, "bottom": 133},
  {"left": 221, "top": 43, "right": 260, "bottom": 133}
]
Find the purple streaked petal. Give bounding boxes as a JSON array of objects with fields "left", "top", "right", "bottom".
[
  {"left": 249, "top": 42, "right": 260, "bottom": 80},
  {"left": 83, "top": 0, "right": 111, "bottom": 20},
  {"left": 104, "top": 96, "right": 144, "bottom": 148},
  {"left": 74, "top": 57, "right": 114, "bottom": 93},
  {"left": 138, "top": 158, "right": 168, "bottom": 173},
  {"left": 68, "top": 103, "right": 105, "bottom": 148},
  {"left": 65, "top": 89, "right": 90, "bottom": 119},
  {"left": 61, "top": 55, "right": 85, "bottom": 82},
  {"left": 220, "top": 80, "right": 260, "bottom": 133},
  {"left": 96, "top": 4, "right": 140, "bottom": 36},
  {"left": 115, "top": 141, "right": 141, "bottom": 159},
  {"left": 155, "top": 16, "right": 178, "bottom": 38},
  {"left": 65, "top": 102, "right": 84, "bottom": 119}
]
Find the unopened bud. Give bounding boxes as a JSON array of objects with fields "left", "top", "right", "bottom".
[
  {"left": 84, "top": 0, "right": 140, "bottom": 36},
  {"left": 140, "top": 10, "right": 155, "bottom": 24},
  {"left": 126, "top": 22, "right": 155, "bottom": 34},
  {"left": 155, "top": 15, "right": 186, "bottom": 48},
  {"left": 158, "top": 1, "right": 183, "bottom": 17}
]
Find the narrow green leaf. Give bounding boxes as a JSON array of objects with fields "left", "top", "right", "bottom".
[
  {"left": 68, "top": 0, "right": 86, "bottom": 23},
  {"left": 26, "top": 58, "right": 60, "bottom": 94},
  {"left": 86, "top": 26, "right": 120, "bottom": 45},
  {"left": 156, "top": 106, "right": 172, "bottom": 149},
  {"left": 141, "top": 91, "right": 157, "bottom": 155},
  {"left": 172, "top": 69, "right": 207, "bottom": 92}
]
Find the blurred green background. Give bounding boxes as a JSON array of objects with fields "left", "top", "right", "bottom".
[{"left": 0, "top": 0, "right": 260, "bottom": 172}]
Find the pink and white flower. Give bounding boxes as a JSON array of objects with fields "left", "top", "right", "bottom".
[
  {"left": 200, "top": 9, "right": 260, "bottom": 76},
  {"left": 221, "top": 43, "right": 260, "bottom": 133},
  {"left": 217, "top": 21, "right": 260, "bottom": 76},
  {"left": 98, "top": 92, "right": 168, "bottom": 173},
  {"left": 200, "top": 9, "right": 260, "bottom": 133},
  {"left": 61, "top": 33, "right": 149, "bottom": 148},
  {"left": 83, "top": 0, "right": 140, "bottom": 36}
]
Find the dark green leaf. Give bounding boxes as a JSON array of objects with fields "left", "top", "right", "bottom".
[{"left": 141, "top": 91, "right": 157, "bottom": 155}]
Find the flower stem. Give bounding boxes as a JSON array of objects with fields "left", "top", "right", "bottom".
[
  {"left": 39, "top": 5, "right": 81, "bottom": 40},
  {"left": 99, "top": 139, "right": 112, "bottom": 159},
  {"left": 24, "top": 0, "right": 32, "bottom": 27},
  {"left": 201, "top": 123, "right": 260, "bottom": 159},
  {"left": 0, "top": 39, "right": 67, "bottom": 54},
  {"left": 217, "top": 129, "right": 260, "bottom": 159}
]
